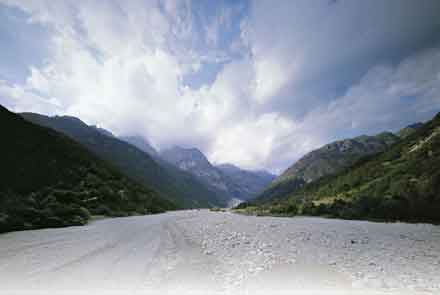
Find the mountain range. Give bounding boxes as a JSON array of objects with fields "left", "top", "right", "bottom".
[
  {"left": 121, "top": 136, "right": 159, "bottom": 158},
  {"left": 256, "top": 131, "right": 403, "bottom": 202},
  {"left": 20, "top": 112, "right": 275, "bottom": 208},
  {"left": 245, "top": 113, "right": 440, "bottom": 223},
  {"left": 0, "top": 105, "right": 175, "bottom": 233},
  {"left": 2, "top": 101, "right": 439, "bottom": 231},
  {"left": 216, "top": 164, "right": 276, "bottom": 201},
  {"left": 161, "top": 146, "right": 276, "bottom": 203},
  {"left": 20, "top": 113, "right": 228, "bottom": 208},
  {"left": 122, "top": 136, "right": 276, "bottom": 203}
]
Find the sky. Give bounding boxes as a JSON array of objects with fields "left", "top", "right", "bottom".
[{"left": 1, "top": 0, "right": 440, "bottom": 174}]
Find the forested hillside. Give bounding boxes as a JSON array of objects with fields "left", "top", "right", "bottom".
[
  {"left": 0, "top": 105, "right": 176, "bottom": 233},
  {"left": 21, "top": 113, "right": 228, "bottom": 208},
  {"left": 242, "top": 113, "right": 440, "bottom": 223},
  {"left": 256, "top": 132, "right": 399, "bottom": 203}
]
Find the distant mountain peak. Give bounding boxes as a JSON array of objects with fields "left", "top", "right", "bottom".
[
  {"left": 216, "top": 163, "right": 240, "bottom": 171},
  {"left": 55, "top": 115, "right": 88, "bottom": 126},
  {"left": 161, "top": 149, "right": 275, "bottom": 201},
  {"left": 91, "top": 125, "right": 115, "bottom": 138},
  {"left": 120, "top": 135, "right": 158, "bottom": 157},
  {"left": 216, "top": 163, "right": 277, "bottom": 201},
  {"left": 167, "top": 146, "right": 205, "bottom": 156},
  {"left": 161, "top": 146, "right": 210, "bottom": 166},
  {"left": 217, "top": 163, "right": 276, "bottom": 178}
]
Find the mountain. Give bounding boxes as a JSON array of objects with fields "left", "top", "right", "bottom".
[
  {"left": 258, "top": 132, "right": 401, "bottom": 203},
  {"left": 161, "top": 147, "right": 275, "bottom": 202},
  {"left": 20, "top": 113, "right": 227, "bottom": 208},
  {"left": 397, "top": 122, "right": 424, "bottom": 139},
  {"left": 256, "top": 132, "right": 400, "bottom": 203},
  {"left": 252, "top": 112, "right": 440, "bottom": 223},
  {"left": 91, "top": 125, "right": 115, "bottom": 138},
  {"left": 120, "top": 136, "right": 159, "bottom": 158},
  {"left": 297, "top": 113, "right": 440, "bottom": 222},
  {"left": 161, "top": 147, "right": 231, "bottom": 201},
  {"left": 281, "top": 132, "right": 399, "bottom": 183},
  {"left": 0, "top": 105, "right": 175, "bottom": 233},
  {"left": 216, "top": 164, "right": 276, "bottom": 201}
]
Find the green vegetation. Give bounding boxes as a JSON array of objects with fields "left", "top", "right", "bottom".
[
  {"left": 21, "top": 113, "right": 227, "bottom": 208},
  {"left": 256, "top": 178, "right": 305, "bottom": 204},
  {"left": 397, "top": 123, "right": 424, "bottom": 139},
  {"left": 248, "top": 112, "right": 440, "bottom": 223},
  {"left": 209, "top": 207, "right": 227, "bottom": 212},
  {"left": 0, "top": 105, "right": 176, "bottom": 233},
  {"left": 256, "top": 132, "right": 400, "bottom": 202},
  {"left": 233, "top": 200, "right": 299, "bottom": 217}
]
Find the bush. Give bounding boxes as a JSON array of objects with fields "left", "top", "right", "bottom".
[
  {"left": 234, "top": 202, "right": 252, "bottom": 210},
  {"left": 90, "top": 204, "right": 113, "bottom": 216},
  {"left": 210, "top": 207, "right": 226, "bottom": 212},
  {"left": 269, "top": 202, "right": 298, "bottom": 215},
  {"left": 76, "top": 206, "right": 91, "bottom": 220},
  {"left": 69, "top": 215, "right": 87, "bottom": 226},
  {"left": 41, "top": 216, "right": 64, "bottom": 228},
  {"left": 0, "top": 213, "right": 10, "bottom": 233},
  {"left": 301, "top": 201, "right": 317, "bottom": 215}
]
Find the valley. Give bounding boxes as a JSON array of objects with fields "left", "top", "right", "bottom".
[
  {"left": 1, "top": 1, "right": 439, "bottom": 294},
  {"left": 0, "top": 210, "right": 439, "bottom": 294}
]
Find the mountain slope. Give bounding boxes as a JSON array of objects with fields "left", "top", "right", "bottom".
[
  {"left": 0, "top": 105, "right": 175, "bottom": 233},
  {"left": 20, "top": 113, "right": 226, "bottom": 208},
  {"left": 260, "top": 112, "right": 440, "bottom": 222},
  {"left": 257, "top": 132, "right": 400, "bottom": 202},
  {"left": 121, "top": 137, "right": 234, "bottom": 206},
  {"left": 298, "top": 113, "right": 440, "bottom": 221},
  {"left": 161, "top": 147, "right": 276, "bottom": 203},
  {"left": 397, "top": 123, "right": 424, "bottom": 139},
  {"left": 161, "top": 146, "right": 231, "bottom": 202},
  {"left": 121, "top": 136, "right": 159, "bottom": 158},
  {"left": 216, "top": 164, "right": 276, "bottom": 201}
]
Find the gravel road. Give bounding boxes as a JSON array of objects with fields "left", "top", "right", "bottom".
[{"left": 0, "top": 210, "right": 439, "bottom": 295}]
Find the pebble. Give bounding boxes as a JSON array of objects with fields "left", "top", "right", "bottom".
[{"left": 178, "top": 210, "right": 440, "bottom": 292}]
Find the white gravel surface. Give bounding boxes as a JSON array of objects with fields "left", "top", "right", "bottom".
[{"left": 0, "top": 210, "right": 439, "bottom": 295}]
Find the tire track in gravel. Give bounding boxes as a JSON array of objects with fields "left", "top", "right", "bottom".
[{"left": 139, "top": 216, "right": 226, "bottom": 295}]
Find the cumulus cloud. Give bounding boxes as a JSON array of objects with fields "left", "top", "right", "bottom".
[
  {"left": 303, "top": 48, "right": 440, "bottom": 141},
  {"left": 0, "top": 79, "right": 61, "bottom": 115},
  {"left": 244, "top": 0, "right": 440, "bottom": 115},
  {"left": 0, "top": 0, "right": 440, "bottom": 173}
]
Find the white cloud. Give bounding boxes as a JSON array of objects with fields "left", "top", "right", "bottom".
[
  {"left": 1, "top": 0, "right": 440, "bottom": 174},
  {"left": 0, "top": 80, "right": 61, "bottom": 115},
  {"left": 301, "top": 47, "right": 440, "bottom": 144},
  {"left": 210, "top": 112, "right": 318, "bottom": 173},
  {"left": 253, "top": 57, "right": 293, "bottom": 104},
  {"left": 244, "top": 0, "right": 440, "bottom": 113}
]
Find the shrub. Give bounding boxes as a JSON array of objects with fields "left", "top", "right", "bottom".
[
  {"left": 234, "top": 202, "right": 252, "bottom": 209},
  {"left": 90, "top": 204, "right": 113, "bottom": 216}
]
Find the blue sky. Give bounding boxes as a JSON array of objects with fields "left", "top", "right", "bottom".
[{"left": 1, "top": 0, "right": 440, "bottom": 173}]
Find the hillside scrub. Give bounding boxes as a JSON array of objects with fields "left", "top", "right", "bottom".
[{"left": 249, "top": 112, "right": 440, "bottom": 224}]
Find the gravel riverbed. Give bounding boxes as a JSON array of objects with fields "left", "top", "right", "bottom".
[
  {"left": 179, "top": 210, "right": 440, "bottom": 294},
  {"left": 0, "top": 210, "right": 439, "bottom": 294}
]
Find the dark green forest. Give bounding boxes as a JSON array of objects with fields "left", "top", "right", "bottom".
[
  {"left": 21, "top": 113, "right": 228, "bottom": 208},
  {"left": 0, "top": 105, "right": 176, "bottom": 233}
]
